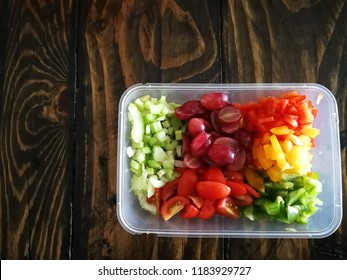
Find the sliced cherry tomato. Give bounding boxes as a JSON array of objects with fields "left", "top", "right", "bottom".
[
  {"left": 216, "top": 197, "right": 240, "bottom": 219},
  {"left": 188, "top": 195, "right": 205, "bottom": 209},
  {"left": 232, "top": 194, "right": 253, "bottom": 206},
  {"left": 177, "top": 169, "right": 198, "bottom": 196},
  {"left": 196, "top": 181, "right": 230, "bottom": 200},
  {"left": 181, "top": 204, "right": 199, "bottom": 219},
  {"left": 202, "top": 167, "right": 226, "bottom": 183},
  {"left": 199, "top": 199, "right": 216, "bottom": 220},
  {"left": 147, "top": 188, "right": 161, "bottom": 214},
  {"left": 237, "top": 182, "right": 261, "bottom": 198},
  {"left": 225, "top": 181, "right": 247, "bottom": 196},
  {"left": 222, "top": 169, "right": 244, "bottom": 182},
  {"left": 161, "top": 196, "right": 190, "bottom": 221},
  {"left": 161, "top": 178, "right": 180, "bottom": 201}
]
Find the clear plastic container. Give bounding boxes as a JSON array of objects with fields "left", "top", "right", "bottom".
[{"left": 117, "top": 83, "right": 342, "bottom": 238}]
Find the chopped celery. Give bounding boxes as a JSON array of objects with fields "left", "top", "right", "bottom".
[
  {"left": 175, "top": 130, "right": 183, "bottom": 140},
  {"left": 150, "top": 121, "right": 162, "bottom": 133},
  {"left": 128, "top": 103, "right": 144, "bottom": 143},
  {"left": 152, "top": 146, "right": 166, "bottom": 162},
  {"left": 127, "top": 95, "right": 183, "bottom": 214}
]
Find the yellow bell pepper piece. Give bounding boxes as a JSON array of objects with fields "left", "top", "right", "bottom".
[
  {"left": 300, "top": 127, "right": 320, "bottom": 138},
  {"left": 270, "top": 135, "right": 291, "bottom": 171},
  {"left": 257, "top": 145, "right": 275, "bottom": 170},
  {"left": 263, "top": 144, "right": 276, "bottom": 160},
  {"left": 270, "top": 125, "right": 294, "bottom": 135}
]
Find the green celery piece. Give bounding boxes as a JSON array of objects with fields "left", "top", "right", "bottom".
[
  {"left": 150, "top": 121, "right": 162, "bottom": 133},
  {"left": 134, "top": 98, "right": 144, "bottom": 110},
  {"left": 170, "top": 116, "right": 183, "bottom": 128},
  {"left": 149, "top": 137, "right": 158, "bottom": 146},
  {"left": 145, "top": 124, "right": 151, "bottom": 135},
  {"left": 147, "top": 159, "right": 162, "bottom": 169},
  {"left": 134, "top": 149, "right": 146, "bottom": 163},
  {"left": 175, "top": 130, "right": 183, "bottom": 140},
  {"left": 144, "top": 113, "right": 156, "bottom": 124},
  {"left": 132, "top": 141, "right": 144, "bottom": 149},
  {"left": 152, "top": 146, "right": 166, "bottom": 162},
  {"left": 162, "top": 160, "right": 174, "bottom": 170},
  {"left": 150, "top": 103, "right": 165, "bottom": 115},
  {"left": 146, "top": 167, "right": 155, "bottom": 175},
  {"left": 128, "top": 103, "right": 144, "bottom": 143},
  {"left": 264, "top": 181, "right": 294, "bottom": 190},
  {"left": 162, "top": 120, "right": 170, "bottom": 128},
  {"left": 140, "top": 95, "right": 151, "bottom": 102},
  {"left": 155, "top": 130, "right": 167, "bottom": 142},
  {"left": 157, "top": 169, "right": 166, "bottom": 178}
]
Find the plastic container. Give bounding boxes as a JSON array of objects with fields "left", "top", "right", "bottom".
[{"left": 117, "top": 83, "right": 342, "bottom": 238}]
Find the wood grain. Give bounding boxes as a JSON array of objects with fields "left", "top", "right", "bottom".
[
  {"left": 1, "top": 0, "right": 346, "bottom": 260},
  {"left": 76, "top": 0, "right": 223, "bottom": 259},
  {"left": 0, "top": 0, "right": 76, "bottom": 259}
]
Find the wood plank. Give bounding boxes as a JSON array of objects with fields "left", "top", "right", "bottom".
[
  {"left": 222, "top": 0, "right": 347, "bottom": 259},
  {"left": 76, "top": 0, "right": 223, "bottom": 259},
  {"left": 0, "top": 0, "right": 76, "bottom": 259}
]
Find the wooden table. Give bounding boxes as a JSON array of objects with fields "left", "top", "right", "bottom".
[{"left": 0, "top": 0, "right": 346, "bottom": 260}]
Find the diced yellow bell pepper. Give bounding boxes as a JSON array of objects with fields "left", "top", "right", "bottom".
[
  {"left": 289, "top": 146, "right": 307, "bottom": 165},
  {"left": 270, "top": 135, "right": 291, "bottom": 170},
  {"left": 261, "top": 133, "right": 271, "bottom": 144},
  {"left": 266, "top": 165, "right": 284, "bottom": 182},
  {"left": 257, "top": 145, "right": 274, "bottom": 170},
  {"left": 298, "top": 134, "right": 312, "bottom": 146},
  {"left": 263, "top": 144, "right": 277, "bottom": 160},
  {"left": 270, "top": 125, "right": 294, "bottom": 135},
  {"left": 300, "top": 127, "right": 320, "bottom": 138},
  {"left": 289, "top": 134, "right": 303, "bottom": 146},
  {"left": 281, "top": 139, "right": 293, "bottom": 154}
]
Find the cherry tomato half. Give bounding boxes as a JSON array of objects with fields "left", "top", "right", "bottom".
[
  {"left": 161, "top": 177, "right": 180, "bottom": 201},
  {"left": 188, "top": 195, "right": 205, "bottom": 209},
  {"left": 161, "top": 196, "right": 190, "bottom": 221},
  {"left": 199, "top": 199, "right": 216, "bottom": 220},
  {"left": 203, "top": 167, "right": 226, "bottom": 184},
  {"left": 196, "top": 181, "right": 230, "bottom": 200},
  {"left": 225, "top": 181, "right": 248, "bottom": 196},
  {"left": 216, "top": 197, "right": 240, "bottom": 219},
  {"left": 147, "top": 188, "right": 161, "bottom": 214},
  {"left": 181, "top": 204, "right": 199, "bottom": 219},
  {"left": 232, "top": 194, "right": 253, "bottom": 206},
  {"left": 177, "top": 169, "right": 198, "bottom": 196}
]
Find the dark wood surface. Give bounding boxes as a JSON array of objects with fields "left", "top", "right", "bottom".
[{"left": 0, "top": 0, "right": 346, "bottom": 260}]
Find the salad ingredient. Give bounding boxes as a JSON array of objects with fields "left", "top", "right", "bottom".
[
  {"left": 199, "top": 200, "right": 216, "bottom": 220},
  {"left": 196, "top": 181, "right": 231, "bottom": 200},
  {"left": 161, "top": 196, "right": 190, "bottom": 221},
  {"left": 200, "top": 92, "right": 229, "bottom": 110},
  {"left": 127, "top": 95, "right": 184, "bottom": 212},
  {"left": 181, "top": 204, "right": 200, "bottom": 219},
  {"left": 242, "top": 173, "right": 323, "bottom": 224},
  {"left": 202, "top": 167, "right": 226, "bottom": 184},
  {"left": 128, "top": 91, "right": 322, "bottom": 224},
  {"left": 216, "top": 197, "right": 241, "bottom": 219},
  {"left": 177, "top": 169, "right": 198, "bottom": 196}
]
